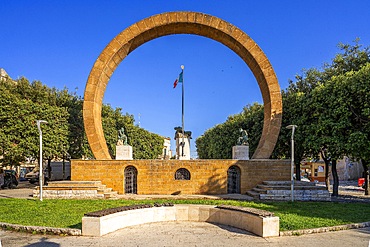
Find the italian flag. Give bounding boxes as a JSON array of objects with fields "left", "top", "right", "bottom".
[{"left": 173, "top": 71, "right": 183, "bottom": 88}]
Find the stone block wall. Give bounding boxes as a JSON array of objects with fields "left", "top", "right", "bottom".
[{"left": 71, "top": 159, "right": 290, "bottom": 195}]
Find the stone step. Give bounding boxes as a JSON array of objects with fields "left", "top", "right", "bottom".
[
  {"left": 98, "top": 187, "right": 113, "bottom": 194},
  {"left": 34, "top": 180, "right": 119, "bottom": 200},
  {"left": 45, "top": 181, "right": 103, "bottom": 187},
  {"left": 257, "top": 184, "right": 327, "bottom": 191},
  {"left": 245, "top": 190, "right": 260, "bottom": 199},
  {"left": 260, "top": 194, "right": 292, "bottom": 201},
  {"left": 36, "top": 186, "right": 101, "bottom": 190},
  {"left": 252, "top": 187, "right": 267, "bottom": 194},
  {"left": 262, "top": 180, "right": 316, "bottom": 186},
  {"left": 97, "top": 185, "right": 107, "bottom": 191},
  {"left": 246, "top": 180, "right": 331, "bottom": 201},
  {"left": 104, "top": 191, "right": 118, "bottom": 199}
]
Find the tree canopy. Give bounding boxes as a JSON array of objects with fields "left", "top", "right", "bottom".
[
  {"left": 195, "top": 40, "right": 370, "bottom": 194},
  {"left": 0, "top": 76, "right": 164, "bottom": 165},
  {"left": 196, "top": 103, "right": 263, "bottom": 159}
]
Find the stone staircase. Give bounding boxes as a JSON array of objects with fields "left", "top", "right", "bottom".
[
  {"left": 246, "top": 181, "right": 331, "bottom": 201},
  {"left": 33, "top": 181, "right": 118, "bottom": 199}
]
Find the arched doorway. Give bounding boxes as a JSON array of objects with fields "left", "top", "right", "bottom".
[
  {"left": 83, "top": 11, "right": 283, "bottom": 160},
  {"left": 124, "top": 166, "right": 137, "bottom": 194},
  {"left": 227, "top": 165, "right": 241, "bottom": 194}
]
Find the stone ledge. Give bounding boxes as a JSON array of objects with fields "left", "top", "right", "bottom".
[
  {"left": 82, "top": 204, "right": 280, "bottom": 238},
  {"left": 216, "top": 205, "right": 274, "bottom": 217},
  {"left": 0, "top": 222, "right": 81, "bottom": 236},
  {"left": 280, "top": 221, "right": 370, "bottom": 236}
]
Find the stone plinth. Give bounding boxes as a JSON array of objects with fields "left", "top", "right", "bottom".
[
  {"left": 116, "top": 145, "right": 133, "bottom": 160},
  {"left": 232, "top": 145, "right": 249, "bottom": 160}
]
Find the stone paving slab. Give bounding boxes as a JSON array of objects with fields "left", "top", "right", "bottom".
[{"left": 0, "top": 222, "right": 369, "bottom": 247}]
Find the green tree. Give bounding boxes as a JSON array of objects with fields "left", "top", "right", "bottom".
[
  {"left": 0, "top": 74, "right": 166, "bottom": 165},
  {"left": 339, "top": 64, "right": 370, "bottom": 195},
  {"left": 0, "top": 77, "right": 70, "bottom": 168},
  {"left": 196, "top": 103, "right": 263, "bottom": 159},
  {"left": 62, "top": 93, "right": 93, "bottom": 159},
  {"left": 101, "top": 104, "right": 163, "bottom": 159},
  {"left": 125, "top": 125, "right": 164, "bottom": 159},
  {"left": 275, "top": 40, "right": 370, "bottom": 195}
]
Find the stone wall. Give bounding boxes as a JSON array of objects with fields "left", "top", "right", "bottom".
[{"left": 71, "top": 159, "right": 290, "bottom": 195}]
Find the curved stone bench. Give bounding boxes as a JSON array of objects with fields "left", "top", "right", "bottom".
[{"left": 82, "top": 204, "right": 279, "bottom": 237}]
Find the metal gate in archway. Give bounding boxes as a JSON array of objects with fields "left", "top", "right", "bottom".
[
  {"left": 124, "top": 166, "right": 137, "bottom": 194},
  {"left": 227, "top": 165, "right": 241, "bottom": 194}
]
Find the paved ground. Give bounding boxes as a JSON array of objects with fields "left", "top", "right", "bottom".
[
  {"left": 0, "top": 181, "right": 369, "bottom": 247},
  {"left": 0, "top": 223, "right": 369, "bottom": 247},
  {"left": 0, "top": 181, "right": 35, "bottom": 199}
]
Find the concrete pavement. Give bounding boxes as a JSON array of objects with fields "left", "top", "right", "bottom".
[{"left": 0, "top": 222, "right": 369, "bottom": 247}]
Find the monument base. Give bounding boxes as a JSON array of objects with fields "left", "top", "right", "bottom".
[
  {"left": 232, "top": 145, "right": 249, "bottom": 160},
  {"left": 116, "top": 145, "right": 133, "bottom": 160}
]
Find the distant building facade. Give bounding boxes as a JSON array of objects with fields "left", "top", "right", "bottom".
[
  {"left": 0, "top": 68, "right": 9, "bottom": 80},
  {"left": 301, "top": 156, "right": 364, "bottom": 182},
  {"left": 159, "top": 137, "right": 172, "bottom": 160}
]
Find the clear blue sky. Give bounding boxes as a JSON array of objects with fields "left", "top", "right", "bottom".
[{"left": 2, "top": 1, "right": 370, "bottom": 157}]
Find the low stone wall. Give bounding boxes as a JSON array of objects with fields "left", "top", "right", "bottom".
[
  {"left": 71, "top": 159, "right": 290, "bottom": 195},
  {"left": 0, "top": 222, "right": 81, "bottom": 236},
  {"left": 82, "top": 204, "right": 280, "bottom": 237}
]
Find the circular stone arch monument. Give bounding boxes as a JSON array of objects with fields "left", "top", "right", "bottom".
[{"left": 83, "top": 11, "right": 282, "bottom": 160}]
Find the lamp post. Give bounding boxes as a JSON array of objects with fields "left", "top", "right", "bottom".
[
  {"left": 286, "top": 125, "right": 297, "bottom": 202},
  {"left": 37, "top": 120, "right": 48, "bottom": 201}
]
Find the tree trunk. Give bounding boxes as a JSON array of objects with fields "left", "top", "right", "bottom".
[
  {"left": 47, "top": 158, "right": 52, "bottom": 181},
  {"left": 331, "top": 159, "right": 339, "bottom": 197},
  {"left": 62, "top": 157, "right": 66, "bottom": 180},
  {"left": 362, "top": 160, "right": 369, "bottom": 195},
  {"left": 320, "top": 149, "right": 331, "bottom": 190},
  {"left": 296, "top": 163, "right": 301, "bottom": 181}
]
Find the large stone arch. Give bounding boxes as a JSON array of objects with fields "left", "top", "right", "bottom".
[{"left": 83, "top": 11, "right": 282, "bottom": 160}]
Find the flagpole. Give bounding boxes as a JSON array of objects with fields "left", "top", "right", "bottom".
[{"left": 181, "top": 65, "right": 185, "bottom": 157}]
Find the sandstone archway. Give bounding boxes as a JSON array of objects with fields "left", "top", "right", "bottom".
[{"left": 83, "top": 11, "right": 282, "bottom": 160}]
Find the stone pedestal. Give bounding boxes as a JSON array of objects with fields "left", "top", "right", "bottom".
[
  {"left": 232, "top": 145, "right": 249, "bottom": 160},
  {"left": 116, "top": 145, "right": 133, "bottom": 160}
]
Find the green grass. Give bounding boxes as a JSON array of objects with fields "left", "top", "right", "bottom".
[{"left": 0, "top": 198, "right": 369, "bottom": 231}]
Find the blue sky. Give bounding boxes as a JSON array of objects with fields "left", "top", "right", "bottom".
[{"left": 2, "top": 1, "right": 370, "bottom": 157}]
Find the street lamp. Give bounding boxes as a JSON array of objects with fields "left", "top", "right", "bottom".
[
  {"left": 286, "top": 124, "right": 297, "bottom": 202},
  {"left": 37, "top": 120, "right": 48, "bottom": 201}
]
